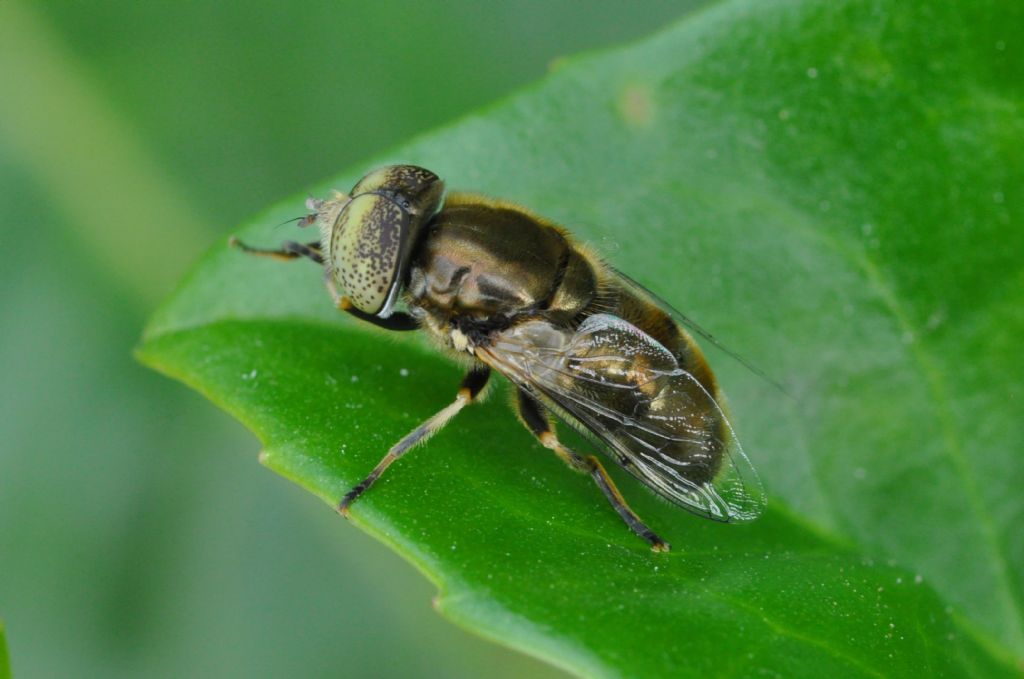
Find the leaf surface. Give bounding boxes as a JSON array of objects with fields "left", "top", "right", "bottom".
[
  {"left": 0, "top": 620, "right": 9, "bottom": 679},
  {"left": 139, "top": 0, "right": 1024, "bottom": 675}
]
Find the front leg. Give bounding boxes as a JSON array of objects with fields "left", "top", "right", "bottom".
[
  {"left": 320, "top": 269, "right": 419, "bottom": 331},
  {"left": 339, "top": 366, "right": 491, "bottom": 516},
  {"left": 336, "top": 294, "right": 419, "bottom": 331},
  {"left": 230, "top": 237, "right": 324, "bottom": 264},
  {"left": 231, "top": 236, "right": 418, "bottom": 331}
]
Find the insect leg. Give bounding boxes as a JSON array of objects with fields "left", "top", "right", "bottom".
[
  {"left": 229, "top": 237, "right": 324, "bottom": 264},
  {"left": 232, "top": 240, "right": 417, "bottom": 331},
  {"left": 515, "top": 389, "right": 670, "bottom": 552},
  {"left": 338, "top": 366, "right": 491, "bottom": 516},
  {"left": 319, "top": 271, "right": 418, "bottom": 331},
  {"left": 336, "top": 293, "right": 419, "bottom": 331}
]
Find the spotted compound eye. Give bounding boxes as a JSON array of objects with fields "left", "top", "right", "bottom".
[{"left": 329, "top": 165, "right": 444, "bottom": 317}]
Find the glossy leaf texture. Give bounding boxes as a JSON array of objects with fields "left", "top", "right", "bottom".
[
  {"left": 0, "top": 620, "right": 9, "bottom": 679},
  {"left": 138, "top": 0, "right": 1024, "bottom": 676}
]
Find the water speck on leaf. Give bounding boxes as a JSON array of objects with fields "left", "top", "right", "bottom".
[
  {"left": 854, "top": 467, "right": 867, "bottom": 481},
  {"left": 597, "top": 236, "right": 621, "bottom": 255},
  {"left": 242, "top": 369, "right": 258, "bottom": 380},
  {"left": 926, "top": 309, "right": 947, "bottom": 331},
  {"left": 351, "top": 375, "right": 359, "bottom": 383},
  {"left": 399, "top": 368, "right": 409, "bottom": 377},
  {"left": 914, "top": 574, "right": 923, "bottom": 584},
  {"left": 807, "top": 67, "right": 818, "bottom": 78}
]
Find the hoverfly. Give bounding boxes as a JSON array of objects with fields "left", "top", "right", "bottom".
[{"left": 231, "top": 165, "right": 765, "bottom": 551}]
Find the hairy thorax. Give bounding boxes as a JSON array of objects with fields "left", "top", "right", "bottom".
[{"left": 405, "top": 196, "right": 596, "bottom": 354}]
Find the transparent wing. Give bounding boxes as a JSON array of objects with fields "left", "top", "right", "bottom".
[
  {"left": 611, "top": 267, "right": 788, "bottom": 395},
  {"left": 479, "top": 314, "right": 766, "bottom": 522}
]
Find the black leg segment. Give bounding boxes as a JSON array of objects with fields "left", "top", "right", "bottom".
[
  {"left": 341, "top": 303, "right": 420, "bottom": 332},
  {"left": 230, "top": 237, "right": 324, "bottom": 264},
  {"left": 514, "top": 389, "right": 669, "bottom": 552}
]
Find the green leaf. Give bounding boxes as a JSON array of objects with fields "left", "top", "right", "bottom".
[
  {"left": 138, "top": 0, "right": 1024, "bottom": 676},
  {"left": 0, "top": 620, "right": 9, "bottom": 679}
]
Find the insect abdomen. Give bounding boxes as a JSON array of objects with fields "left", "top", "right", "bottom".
[{"left": 594, "top": 281, "right": 727, "bottom": 484}]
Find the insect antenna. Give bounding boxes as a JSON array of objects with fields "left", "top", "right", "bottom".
[{"left": 273, "top": 216, "right": 306, "bottom": 230}]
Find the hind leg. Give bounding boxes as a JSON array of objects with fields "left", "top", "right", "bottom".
[{"left": 515, "top": 389, "right": 669, "bottom": 552}]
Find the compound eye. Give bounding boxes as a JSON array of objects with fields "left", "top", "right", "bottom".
[
  {"left": 328, "top": 165, "right": 444, "bottom": 317},
  {"left": 351, "top": 165, "right": 440, "bottom": 202},
  {"left": 331, "top": 193, "right": 408, "bottom": 317}
]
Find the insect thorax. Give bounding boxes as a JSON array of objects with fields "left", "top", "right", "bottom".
[{"left": 406, "top": 196, "right": 597, "bottom": 348}]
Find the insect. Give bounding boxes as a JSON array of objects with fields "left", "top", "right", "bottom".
[{"left": 231, "top": 165, "right": 765, "bottom": 551}]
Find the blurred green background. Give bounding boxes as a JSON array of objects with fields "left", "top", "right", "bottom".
[{"left": 0, "top": 2, "right": 705, "bottom": 676}]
